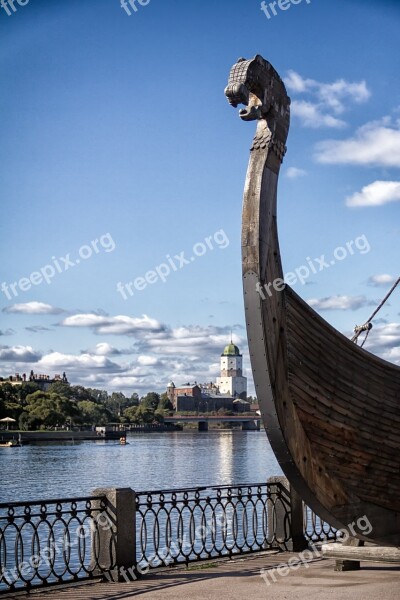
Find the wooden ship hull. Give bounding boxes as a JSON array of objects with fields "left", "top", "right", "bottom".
[{"left": 225, "top": 55, "right": 400, "bottom": 546}]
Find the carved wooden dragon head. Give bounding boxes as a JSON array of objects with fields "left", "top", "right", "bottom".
[{"left": 225, "top": 55, "right": 291, "bottom": 147}]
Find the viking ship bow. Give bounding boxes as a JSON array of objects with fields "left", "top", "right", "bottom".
[{"left": 225, "top": 55, "right": 400, "bottom": 546}]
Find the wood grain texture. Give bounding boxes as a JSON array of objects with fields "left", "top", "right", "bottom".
[{"left": 228, "top": 55, "right": 400, "bottom": 547}]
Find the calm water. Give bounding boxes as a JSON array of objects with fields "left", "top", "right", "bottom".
[{"left": 0, "top": 431, "right": 281, "bottom": 503}]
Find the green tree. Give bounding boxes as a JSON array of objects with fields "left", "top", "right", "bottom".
[
  {"left": 55, "top": 394, "right": 81, "bottom": 421},
  {"left": 159, "top": 393, "right": 173, "bottom": 411},
  {"left": 47, "top": 381, "right": 74, "bottom": 398},
  {"left": 3, "top": 401, "right": 22, "bottom": 421},
  {"left": 154, "top": 409, "right": 166, "bottom": 423},
  {"left": 86, "top": 388, "right": 109, "bottom": 403},
  {"left": 17, "top": 382, "right": 40, "bottom": 404},
  {"left": 70, "top": 385, "right": 96, "bottom": 402},
  {"left": 19, "top": 411, "right": 42, "bottom": 431},
  {"left": 141, "top": 392, "right": 160, "bottom": 411},
  {"left": 124, "top": 405, "right": 139, "bottom": 423},
  {"left": 77, "top": 400, "right": 111, "bottom": 425},
  {"left": 25, "top": 390, "right": 49, "bottom": 404},
  {"left": 0, "top": 394, "right": 5, "bottom": 419},
  {"left": 128, "top": 393, "right": 139, "bottom": 407},
  {"left": 135, "top": 404, "right": 155, "bottom": 424},
  {"left": 23, "top": 390, "right": 82, "bottom": 429},
  {"left": 24, "top": 394, "right": 64, "bottom": 428},
  {"left": 105, "top": 392, "right": 127, "bottom": 417},
  {"left": 0, "top": 383, "right": 18, "bottom": 404}
]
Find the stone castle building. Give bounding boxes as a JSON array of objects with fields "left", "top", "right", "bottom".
[
  {"left": 166, "top": 342, "right": 248, "bottom": 412},
  {"left": 0, "top": 371, "right": 69, "bottom": 392},
  {"left": 216, "top": 342, "right": 247, "bottom": 399}
]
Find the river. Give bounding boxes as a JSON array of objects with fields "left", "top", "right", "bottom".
[{"left": 0, "top": 431, "right": 282, "bottom": 503}]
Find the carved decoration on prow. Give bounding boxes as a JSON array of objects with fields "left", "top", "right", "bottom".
[{"left": 224, "top": 54, "right": 291, "bottom": 160}]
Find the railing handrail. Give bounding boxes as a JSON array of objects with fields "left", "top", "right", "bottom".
[
  {"left": 0, "top": 482, "right": 288, "bottom": 509},
  {"left": 0, "top": 479, "right": 336, "bottom": 595},
  {"left": 0, "top": 495, "right": 105, "bottom": 510},
  {"left": 135, "top": 481, "right": 278, "bottom": 496}
]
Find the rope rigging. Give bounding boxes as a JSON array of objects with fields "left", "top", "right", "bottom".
[{"left": 352, "top": 276, "right": 400, "bottom": 347}]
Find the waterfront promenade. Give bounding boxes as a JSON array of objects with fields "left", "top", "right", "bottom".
[{"left": 6, "top": 553, "right": 400, "bottom": 600}]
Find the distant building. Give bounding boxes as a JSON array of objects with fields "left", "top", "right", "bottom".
[
  {"left": 167, "top": 383, "right": 202, "bottom": 407},
  {"left": 175, "top": 394, "right": 235, "bottom": 413},
  {"left": 233, "top": 398, "right": 251, "bottom": 413},
  {"left": 29, "top": 371, "right": 69, "bottom": 391},
  {"left": 0, "top": 373, "right": 26, "bottom": 387},
  {"left": 216, "top": 342, "right": 247, "bottom": 399},
  {"left": 199, "top": 382, "right": 220, "bottom": 396},
  {"left": 0, "top": 371, "right": 69, "bottom": 392},
  {"left": 166, "top": 340, "right": 248, "bottom": 412}
]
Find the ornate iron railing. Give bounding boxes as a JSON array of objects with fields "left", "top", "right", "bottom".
[
  {"left": 0, "top": 481, "right": 339, "bottom": 594},
  {"left": 303, "top": 505, "right": 337, "bottom": 543},
  {"left": 0, "top": 496, "right": 109, "bottom": 595},
  {"left": 135, "top": 483, "right": 292, "bottom": 569}
]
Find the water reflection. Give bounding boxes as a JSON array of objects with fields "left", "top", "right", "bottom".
[{"left": 0, "top": 431, "right": 281, "bottom": 503}]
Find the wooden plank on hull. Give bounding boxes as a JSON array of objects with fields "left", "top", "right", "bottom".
[{"left": 225, "top": 54, "right": 400, "bottom": 545}]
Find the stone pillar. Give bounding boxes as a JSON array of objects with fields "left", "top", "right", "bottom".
[
  {"left": 92, "top": 487, "right": 137, "bottom": 582},
  {"left": 290, "top": 483, "right": 309, "bottom": 552},
  {"left": 267, "top": 476, "right": 308, "bottom": 552}
]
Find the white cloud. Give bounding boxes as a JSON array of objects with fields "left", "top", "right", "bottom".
[
  {"left": 285, "top": 70, "right": 309, "bottom": 93},
  {"left": 367, "top": 323, "right": 400, "bottom": 349},
  {"left": 285, "top": 71, "right": 370, "bottom": 112},
  {"left": 140, "top": 326, "right": 238, "bottom": 356},
  {"left": 365, "top": 323, "right": 400, "bottom": 365},
  {"left": 284, "top": 71, "right": 370, "bottom": 128},
  {"left": 307, "top": 295, "right": 372, "bottom": 311},
  {"left": 315, "top": 119, "right": 400, "bottom": 167},
  {"left": 82, "top": 343, "right": 136, "bottom": 356},
  {"left": 87, "top": 343, "right": 123, "bottom": 356},
  {"left": 37, "top": 352, "right": 121, "bottom": 372},
  {"left": 207, "top": 362, "right": 221, "bottom": 377},
  {"left": 3, "top": 302, "right": 64, "bottom": 315},
  {"left": 384, "top": 347, "right": 400, "bottom": 366},
  {"left": 0, "top": 317, "right": 253, "bottom": 395},
  {"left": 107, "top": 376, "right": 142, "bottom": 388},
  {"left": 137, "top": 355, "right": 159, "bottom": 366},
  {"left": 346, "top": 181, "right": 400, "bottom": 207},
  {"left": 291, "top": 100, "right": 346, "bottom": 129},
  {"left": 60, "top": 313, "right": 164, "bottom": 336},
  {"left": 317, "top": 80, "right": 370, "bottom": 113},
  {"left": 286, "top": 167, "right": 307, "bottom": 179},
  {"left": 368, "top": 274, "right": 397, "bottom": 287},
  {"left": 0, "top": 345, "right": 42, "bottom": 362}
]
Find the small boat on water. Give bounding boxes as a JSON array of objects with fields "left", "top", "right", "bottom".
[
  {"left": 225, "top": 55, "right": 400, "bottom": 547},
  {"left": 0, "top": 439, "right": 21, "bottom": 448}
]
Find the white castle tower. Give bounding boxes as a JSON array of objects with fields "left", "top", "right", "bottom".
[{"left": 216, "top": 341, "right": 247, "bottom": 399}]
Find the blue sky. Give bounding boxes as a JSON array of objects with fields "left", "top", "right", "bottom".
[{"left": 1, "top": 0, "right": 399, "bottom": 395}]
